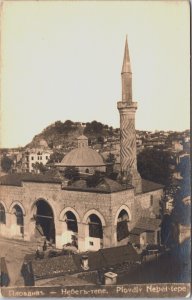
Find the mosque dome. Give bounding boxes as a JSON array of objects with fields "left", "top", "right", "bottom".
[{"left": 61, "top": 135, "right": 105, "bottom": 167}]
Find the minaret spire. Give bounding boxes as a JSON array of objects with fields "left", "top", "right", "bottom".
[
  {"left": 117, "top": 36, "right": 142, "bottom": 194},
  {"left": 121, "top": 36, "right": 132, "bottom": 102},
  {"left": 121, "top": 35, "right": 131, "bottom": 74}
]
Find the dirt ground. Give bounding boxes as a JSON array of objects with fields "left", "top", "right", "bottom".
[
  {"left": 0, "top": 237, "right": 40, "bottom": 286},
  {"left": 0, "top": 237, "right": 91, "bottom": 287}
]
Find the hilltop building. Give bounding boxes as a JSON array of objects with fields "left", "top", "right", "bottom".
[{"left": 0, "top": 37, "right": 164, "bottom": 252}]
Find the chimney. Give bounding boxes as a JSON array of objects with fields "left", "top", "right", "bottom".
[{"left": 81, "top": 255, "right": 89, "bottom": 270}]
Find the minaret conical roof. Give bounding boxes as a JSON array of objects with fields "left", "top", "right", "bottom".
[{"left": 121, "top": 36, "right": 132, "bottom": 74}]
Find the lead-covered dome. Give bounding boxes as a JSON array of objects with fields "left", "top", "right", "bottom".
[{"left": 61, "top": 135, "right": 105, "bottom": 167}]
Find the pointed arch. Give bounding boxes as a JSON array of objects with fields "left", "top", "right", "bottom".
[
  {"left": 114, "top": 204, "right": 132, "bottom": 225},
  {"left": 30, "top": 198, "right": 56, "bottom": 220},
  {"left": 59, "top": 207, "right": 80, "bottom": 223},
  {"left": 9, "top": 201, "right": 26, "bottom": 215},
  {"left": 82, "top": 209, "right": 106, "bottom": 226},
  {"left": 0, "top": 200, "right": 8, "bottom": 212},
  {"left": 0, "top": 202, "right": 6, "bottom": 224}
]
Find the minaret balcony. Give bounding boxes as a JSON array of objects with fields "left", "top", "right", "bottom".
[{"left": 117, "top": 101, "right": 137, "bottom": 110}]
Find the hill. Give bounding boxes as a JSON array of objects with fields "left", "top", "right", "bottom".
[{"left": 26, "top": 120, "right": 119, "bottom": 151}]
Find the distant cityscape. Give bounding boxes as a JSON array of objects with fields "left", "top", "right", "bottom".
[{"left": 0, "top": 122, "right": 190, "bottom": 179}]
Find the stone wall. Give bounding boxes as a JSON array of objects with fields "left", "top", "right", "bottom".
[{"left": 0, "top": 181, "right": 163, "bottom": 251}]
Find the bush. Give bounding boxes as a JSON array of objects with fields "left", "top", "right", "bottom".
[
  {"left": 86, "top": 171, "right": 103, "bottom": 187},
  {"left": 64, "top": 167, "right": 80, "bottom": 181}
]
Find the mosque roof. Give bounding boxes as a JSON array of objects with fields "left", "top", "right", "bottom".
[
  {"left": 60, "top": 147, "right": 105, "bottom": 167},
  {"left": 0, "top": 173, "right": 62, "bottom": 186},
  {"left": 0, "top": 174, "right": 163, "bottom": 193},
  {"left": 65, "top": 177, "right": 129, "bottom": 193}
]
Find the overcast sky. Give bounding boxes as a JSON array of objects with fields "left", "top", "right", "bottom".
[{"left": 0, "top": 1, "right": 190, "bottom": 148}]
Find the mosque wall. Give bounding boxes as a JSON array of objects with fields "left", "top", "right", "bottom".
[{"left": 0, "top": 181, "right": 163, "bottom": 251}]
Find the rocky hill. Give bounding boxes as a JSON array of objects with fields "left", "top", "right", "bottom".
[{"left": 26, "top": 120, "right": 119, "bottom": 151}]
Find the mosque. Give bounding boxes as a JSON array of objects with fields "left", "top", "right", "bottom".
[{"left": 0, "top": 38, "right": 164, "bottom": 252}]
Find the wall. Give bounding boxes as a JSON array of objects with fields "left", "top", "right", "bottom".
[
  {"left": 0, "top": 181, "right": 163, "bottom": 251},
  {"left": 135, "top": 189, "right": 163, "bottom": 221}
]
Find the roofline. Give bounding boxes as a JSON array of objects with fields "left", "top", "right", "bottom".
[
  {"left": 142, "top": 186, "right": 164, "bottom": 194},
  {"left": 57, "top": 163, "right": 106, "bottom": 167},
  {"left": 62, "top": 186, "right": 132, "bottom": 194}
]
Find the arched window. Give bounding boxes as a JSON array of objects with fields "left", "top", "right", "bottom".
[
  {"left": 0, "top": 203, "right": 6, "bottom": 224},
  {"left": 88, "top": 214, "right": 103, "bottom": 239},
  {"left": 85, "top": 168, "right": 89, "bottom": 174},
  {"left": 65, "top": 211, "right": 78, "bottom": 233},
  {"left": 117, "top": 209, "right": 129, "bottom": 242},
  {"left": 13, "top": 205, "right": 24, "bottom": 226}
]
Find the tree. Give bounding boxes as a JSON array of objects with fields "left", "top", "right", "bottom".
[
  {"left": 32, "top": 162, "right": 47, "bottom": 174},
  {"left": 84, "top": 121, "right": 104, "bottom": 135},
  {"left": 1, "top": 156, "right": 14, "bottom": 172},
  {"left": 86, "top": 171, "right": 104, "bottom": 187},
  {"left": 48, "top": 152, "right": 64, "bottom": 164},
  {"left": 55, "top": 121, "right": 64, "bottom": 134},
  {"left": 64, "top": 167, "right": 80, "bottom": 181},
  {"left": 137, "top": 149, "right": 173, "bottom": 186},
  {"left": 106, "top": 153, "right": 116, "bottom": 164}
]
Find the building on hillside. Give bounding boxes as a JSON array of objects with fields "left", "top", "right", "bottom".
[
  {"left": 172, "top": 140, "right": 184, "bottom": 153},
  {"left": 21, "top": 139, "right": 52, "bottom": 173},
  {"left": 0, "top": 37, "right": 164, "bottom": 252}
]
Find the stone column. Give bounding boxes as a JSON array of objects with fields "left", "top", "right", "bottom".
[
  {"left": 103, "top": 226, "right": 113, "bottom": 248},
  {"left": 55, "top": 220, "right": 64, "bottom": 249},
  {"left": 78, "top": 223, "right": 88, "bottom": 252}
]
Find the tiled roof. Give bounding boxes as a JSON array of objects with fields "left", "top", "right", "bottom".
[
  {"left": 100, "top": 244, "right": 141, "bottom": 265},
  {"left": 64, "top": 177, "right": 129, "bottom": 193},
  {"left": 141, "top": 179, "right": 164, "bottom": 193},
  {"left": 134, "top": 217, "right": 161, "bottom": 231},
  {"left": 130, "top": 228, "right": 146, "bottom": 235},
  {"left": 27, "top": 245, "right": 141, "bottom": 280},
  {"left": 32, "top": 255, "right": 78, "bottom": 279},
  {"left": 0, "top": 173, "right": 62, "bottom": 186},
  {"left": 0, "top": 174, "right": 163, "bottom": 194}
]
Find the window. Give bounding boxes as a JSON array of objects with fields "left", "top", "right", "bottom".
[
  {"left": 117, "top": 209, "right": 129, "bottom": 242},
  {"left": 46, "top": 156, "right": 48, "bottom": 160},
  {"left": 65, "top": 211, "right": 78, "bottom": 233},
  {"left": 31, "top": 156, "right": 34, "bottom": 160},
  {"left": 13, "top": 205, "right": 24, "bottom": 226},
  {"left": 89, "top": 241, "right": 94, "bottom": 246},
  {"left": 40, "top": 156, "right": 42, "bottom": 160},
  {"left": 150, "top": 195, "right": 153, "bottom": 206},
  {"left": 0, "top": 203, "right": 6, "bottom": 224},
  {"left": 88, "top": 214, "right": 103, "bottom": 239}
]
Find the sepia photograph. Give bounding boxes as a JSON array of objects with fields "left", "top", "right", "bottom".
[{"left": 0, "top": 0, "right": 191, "bottom": 297}]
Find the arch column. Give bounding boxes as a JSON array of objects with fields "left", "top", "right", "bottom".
[
  {"left": 24, "top": 214, "right": 35, "bottom": 241},
  {"left": 55, "top": 219, "right": 64, "bottom": 249},
  {"left": 78, "top": 222, "right": 88, "bottom": 252},
  {"left": 102, "top": 225, "right": 117, "bottom": 248}
]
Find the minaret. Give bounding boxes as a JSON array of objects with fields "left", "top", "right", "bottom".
[{"left": 117, "top": 36, "right": 142, "bottom": 193}]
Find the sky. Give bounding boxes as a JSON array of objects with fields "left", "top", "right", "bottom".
[{"left": 0, "top": 1, "right": 190, "bottom": 148}]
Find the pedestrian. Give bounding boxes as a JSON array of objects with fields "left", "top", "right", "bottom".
[
  {"left": 21, "top": 261, "right": 35, "bottom": 286},
  {"left": 0, "top": 257, "right": 10, "bottom": 287}
]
